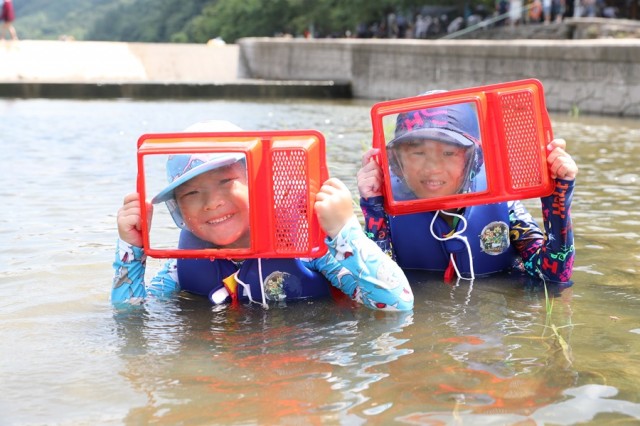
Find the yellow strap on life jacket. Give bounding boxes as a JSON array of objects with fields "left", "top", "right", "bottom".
[{"left": 222, "top": 273, "right": 239, "bottom": 304}]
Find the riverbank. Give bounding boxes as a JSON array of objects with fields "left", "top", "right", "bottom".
[{"left": 1, "top": 37, "right": 639, "bottom": 116}]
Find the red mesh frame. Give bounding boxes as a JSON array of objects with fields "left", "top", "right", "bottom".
[
  {"left": 136, "top": 131, "right": 328, "bottom": 259},
  {"left": 371, "top": 79, "right": 554, "bottom": 215}
]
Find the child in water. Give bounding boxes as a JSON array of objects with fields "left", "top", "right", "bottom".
[
  {"left": 357, "top": 101, "right": 578, "bottom": 282},
  {"left": 113, "top": 120, "right": 413, "bottom": 311}
]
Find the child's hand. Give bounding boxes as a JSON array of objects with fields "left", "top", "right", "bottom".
[
  {"left": 357, "top": 148, "right": 384, "bottom": 198},
  {"left": 547, "top": 138, "right": 578, "bottom": 181},
  {"left": 117, "top": 193, "right": 152, "bottom": 248},
  {"left": 314, "top": 178, "right": 357, "bottom": 239}
]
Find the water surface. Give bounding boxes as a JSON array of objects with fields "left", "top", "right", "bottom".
[{"left": 1, "top": 99, "right": 639, "bottom": 425}]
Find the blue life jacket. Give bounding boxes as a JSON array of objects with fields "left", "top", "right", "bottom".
[
  {"left": 177, "top": 230, "right": 331, "bottom": 303},
  {"left": 388, "top": 203, "right": 517, "bottom": 277}
]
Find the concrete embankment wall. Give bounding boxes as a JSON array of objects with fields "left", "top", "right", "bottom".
[
  {"left": 0, "top": 40, "right": 239, "bottom": 83},
  {"left": 238, "top": 37, "right": 640, "bottom": 117},
  {"left": 0, "top": 40, "right": 350, "bottom": 99}
]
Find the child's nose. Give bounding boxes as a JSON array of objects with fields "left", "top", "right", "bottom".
[
  {"left": 204, "top": 191, "right": 225, "bottom": 209},
  {"left": 422, "top": 156, "right": 443, "bottom": 172}
]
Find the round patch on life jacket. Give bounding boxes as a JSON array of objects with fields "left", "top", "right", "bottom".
[
  {"left": 264, "top": 271, "right": 299, "bottom": 301},
  {"left": 479, "top": 221, "right": 510, "bottom": 255}
]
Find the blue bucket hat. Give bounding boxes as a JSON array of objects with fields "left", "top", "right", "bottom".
[
  {"left": 387, "top": 101, "right": 481, "bottom": 149},
  {"left": 151, "top": 120, "right": 245, "bottom": 228},
  {"left": 152, "top": 153, "right": 245, "bottom": 204}
]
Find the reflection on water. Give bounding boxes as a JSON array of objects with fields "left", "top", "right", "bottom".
[{"left": 1, "top": 99, "right": 639, "bottom": 425}]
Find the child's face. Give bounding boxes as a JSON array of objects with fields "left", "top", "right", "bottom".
[
  {"left": 174, "top": 163, "right": 250, "bottom": 248},
  {"left": 394, "top": 139, "right": 469, "bottom": 198}
]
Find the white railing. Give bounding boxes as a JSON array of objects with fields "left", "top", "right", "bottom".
[{"left": 441, "top": 3, "right": 536, "bottom": 40}]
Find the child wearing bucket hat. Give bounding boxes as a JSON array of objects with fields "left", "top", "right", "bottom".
[
  {"left": 357, "top": 101, "right": 578, "bottom": 283},
  {"left": 113, "top": 120, "right": 413, "bottom": 311},
  {"left": 153, "top": 151, "right": 252, "bottom": 249},
  {"left": 386, "top": 101, "right": 484, "bottom": 201}
]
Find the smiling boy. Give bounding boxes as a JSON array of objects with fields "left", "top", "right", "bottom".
[{"left": 153, "top": 153, "right": 251, "bottom": 249}]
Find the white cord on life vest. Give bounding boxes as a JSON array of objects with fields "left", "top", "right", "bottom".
[
  {"left": 258, "top": 258, "right": 268, "bottom": 309},
  {"left": 430, "top": 210, "right": 476, "bottom": 281},
  {"left": 234, "top": 258, "right": 269, "bottom": 309}
]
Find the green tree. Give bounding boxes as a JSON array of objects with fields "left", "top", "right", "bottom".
[
  {"left": 184, "top": 0, "right": 298, "bottom": 43},
  {"left": 13, "top": 0, "right": 125, "bottom": 40},
  {"left": 88, "top": 0, "right": 210, "bottom": 42}
]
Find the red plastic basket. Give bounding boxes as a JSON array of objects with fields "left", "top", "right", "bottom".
[
  {"left": 136, "top": 131, "right": 329, "bottom": 259},
  {"left": 371, "top": 79, "right": 555, "bottom": 215}
]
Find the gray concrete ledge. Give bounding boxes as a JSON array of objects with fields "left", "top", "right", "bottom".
[
  {"left": 0, "top": 80, "right": 352, "bottom": 99},
  {"left": 566, "top": 17, "right": 640, "bottom": 39},
  {"left": 238, "top": 37, "right": 640, "bottom": 116}
]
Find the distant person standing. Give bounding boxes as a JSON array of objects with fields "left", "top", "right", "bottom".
[
  {"left": 496, "top": 0, "right": 509, "bottom": 26},
  {"left": 509, "top": 0, "right": 523, "bottom": 25},
  {"left": 542, "top": 0, "right": 553, "bottom": 23},
  {"left": 1, "top": 0, "right": 18, "bottom": 40}
]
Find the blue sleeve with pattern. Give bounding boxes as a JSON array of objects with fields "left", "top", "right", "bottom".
[
  {"left": 305, "top": 216, "right": 413, "bottom": 311},
  {"left": 111, "top": 239, "right": 180, "bottom": 304}
]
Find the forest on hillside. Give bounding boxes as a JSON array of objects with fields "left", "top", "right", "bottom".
[{"left": 13, "top": 0, "right": 486, "bottom": 43}]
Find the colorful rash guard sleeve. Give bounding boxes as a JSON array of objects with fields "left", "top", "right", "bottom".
[
  {"left": 111, "top": 216, "right": 414, "bottom": 311},
  {"left": 360, "top": 179, "right": 575, "bottom": 283},
  {"left": 303, "top": 216, "right": 413, "bottom": 311},
  {"left": 510, "top": 179, "right": 575, "bottom": 283}
]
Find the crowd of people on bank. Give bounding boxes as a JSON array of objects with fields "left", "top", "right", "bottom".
[{"left": 301, "top": 0, "right": 629, "bottom": 39}]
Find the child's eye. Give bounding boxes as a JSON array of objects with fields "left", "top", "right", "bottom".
[
  {"left": 219, "top": 177, "right": 238, "bottom": 185},
  {"left": 179, "top": 190, "right": 199, "bottom": 199}
]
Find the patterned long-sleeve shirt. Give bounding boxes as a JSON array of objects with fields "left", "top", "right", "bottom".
[
  {"left": 112, "top": 217, "right": 414, "bottom": 311},
  {"left": 360, "top": 179, "right": 575, "bottom": 283}
]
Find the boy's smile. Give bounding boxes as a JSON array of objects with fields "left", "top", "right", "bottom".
[{"left": 205, "top": 213, "right": 235, "bottom": 225}]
